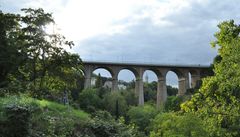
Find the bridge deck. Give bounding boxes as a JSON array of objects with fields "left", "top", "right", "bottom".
[{"left": 83, "top": 61, "right": 210, "bottom": 69}]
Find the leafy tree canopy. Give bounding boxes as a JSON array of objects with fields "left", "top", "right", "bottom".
[
  {"left": 0, "top": 8, "right": 82, "bottom": 99},
  {"left": 182, "top": 20, "right": 240, "bottom": 136}
]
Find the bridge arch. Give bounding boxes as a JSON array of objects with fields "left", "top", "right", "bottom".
[
  {"left": 92, "top": 66, "right": 114, "bottom": 78},
  {"left": 83, "top": 61, "right": 208, "bottom": 106},
  {"left": 166, "top": 70, "right": 179, "bottom": 96},
  {"left": 91, "top": 68, "right": 113, "bottom": 88},
  {"left": 165, "top": 69, "right": 184, "bottom": 79},
  {"left": 165, "top": 69, "right": 189, "bottom": 96},
  {"left": 119, "top": 67, "right": 140, "bottom": 79},
  {"left": 142, "top": 69, "right": 159, "bottom": 103},
  {"left": 117, "top": 69, "right": 137, "bottom": 90}
]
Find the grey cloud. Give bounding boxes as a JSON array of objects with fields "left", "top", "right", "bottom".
[
  {"left": 73, "top": 0, "right": 240, "bottom": 84},
  {"left": 75, "top": 0, "right": 240, "bottom": 66}
]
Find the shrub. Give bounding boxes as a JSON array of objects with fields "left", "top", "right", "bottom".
[
  {"left": 0, "top": 95, "right": 89, "bottom": 137},
  {"left": 121, "top": 89, "right": 138, "bottom": 106},
  {"left": 150, "top": 112, "right": 207, "bottom": 137},
  {"left": 78, "top": 88, "right": 103, "bottom": 112},
  {"left": 164, "top": 96, "right": 184, "bottom": 112},
  {"left": 73, "top": 110, "right": 139, "bottom": 137},
  {"left": 127, "top": 104, "right": 157, "bottom": 134},
  {"left": 0, "top": 105, "right": 31, "bottom": 137},
  {"left": 103, "top": 92, "right": 128, "bottom": 118}
]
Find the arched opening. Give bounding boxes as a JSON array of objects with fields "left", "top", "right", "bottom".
[
  {"left": 143, "top": 70, "right": 158, "bottom": 103},
  {"left": 166, "top": 71, "right": 179, "bottom": 96},
  {"left": 118, "top": 68, "right": 138, "bottom": 106},
  {"left": 117, "top": 69, "right": 137, "bottom": 91},
  {"left": 92, "top": 68, "right": 112, "bottom": 89}
]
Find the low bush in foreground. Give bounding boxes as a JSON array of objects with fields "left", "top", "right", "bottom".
[{"left": 0, "top": 95, "right": 138, "bottom": 137}]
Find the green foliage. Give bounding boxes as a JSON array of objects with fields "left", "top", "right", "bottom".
[
  {"left": 150, "top": 113, "right": 207, "bottom": 137},
  {"left": 103, "top": 91, "right": 128, "bottom": 117},
  {"left": 165, "top": 96, "right": 184, "bottom": 112},
  {"left": 127, "top": 104, "right": 157, "bottom": 134},
  {"left": 0, "top": 105, "right": 31, "bottom": 137},
  {"left": 211, "top": 20, "right": 240, "bottom": 48},
  {"left": 79, "top": 111, "right": 138, "bottom": 137},
  {"left": 0, "top": 11, "right": 22, "bottom": 88},
  {"left": 0, "top": 8, "right": 82, "bottom": 99},
  {"left": 78, "top": 88, "right": 103, "bottom": 112},
  {"left": 121, "top": 89, "right": 138, "bottom": 106},
  {"left": 182, "top": 20, "right": 240, "bottom": 136},
  {"left": 144, "top": 82, "right": 157, "bottom": 103},
  {"left": 95, "top": 73, "right": 103, "bottom": 88},
  {"left": 167, "top": 85, "right": 178, "bottom": 96},
  {"left": 0, "top": 95, "right": 89, "bottom": 137}
]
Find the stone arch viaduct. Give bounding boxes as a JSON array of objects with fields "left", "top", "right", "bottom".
[{"left": 83, "top": 61, "right": 210, "bottom": 108}]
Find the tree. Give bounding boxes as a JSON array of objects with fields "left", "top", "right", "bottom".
[
  {"left": 165, "top": 96, "right": 183, "bottom": 112},
  {"left": 144, "top": 82, "right": 156, "bottom": 103},
  {"left": 0, "top": 11, "right": 23, "bottom": 88},
  {"left": 78, "top": 88, "right": 103, "bottom": 112},
  {"left": 103, "top": 92, "right": 128, "bottom": 117},
  {"left": 95, "top": 73, "right": 103, "bottom": 88},
  {"left": 127, "top": 104, "right": 157, "bottom": 134},
  {"left": 167, "top": 85, "right": 178, "bottom": 96},
  {"left": 0, "top": 9, "right": 82, "bottom": 99},
  {"left": 182, "top": 20, "right": 240, "bottom": 136},
  {"left": 150, "top": 113, "right": 207, "bottom": 137}
]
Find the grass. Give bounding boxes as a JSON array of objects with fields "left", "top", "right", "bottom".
[{"left": 0, "top": 95, "right": 89, "bottom": 120}]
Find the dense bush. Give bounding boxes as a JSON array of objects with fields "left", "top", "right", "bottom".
[
  {"left": 121, "top": 89, "right": 138, "bottom": 106},
  {"left": 78, "top": 88, "right": 103, "bottom": 112},
  {"left": 167, "top": 85, "right": 178, "bottom": 96},
  {"left": 150, "top": 113, "right": 207, "bottom": 137},
  {"left": 75, "top": 110, "right": 139, "bottom": 137},
  {"left": 164, "top": 96, "right": 184, "bottom": 112},
  {"left": 0, "top": 105, "right": 31, "bottom": 137},
  {"left": 0, "top": 95, "right": 140, "bottom": 137},
  {"left": 0, "top": 95, "right": 89, "bottom": 137},
  {"left": 103, "top": 91, "right": 128, "bottom": 118},
  {"left": 127, "top": 104, "right": 157, "bottom": 134}
]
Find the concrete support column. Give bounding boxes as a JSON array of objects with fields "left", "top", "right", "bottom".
[
  {"left": 135, "top": 68, "right": 144, "bottom": 106},
  {"left": 137, "top": 78, "right": 144, "bottom": 106},
  {"left": 135, "top": 80, "right": 139, "bottom": 96},
  {"left": 112, "top": 75, "right": 118, "bottom": 92},
  {"left": 157, "top": 78, "right": 167, "bottom": 109},
  {"left": 191, "top": 74, "right": 200, "bottom": 88},
  {"left": 178, "top": 71, "right": 190, "bottom": 95},
  {"left": 178, "top": 78, "right": 186, "bottom": 95},
  {"left": 111, "top": 68, "right": 119, "bottom": 92},
  {"left": 84, "top": 67, "right": 92, "bottom": 89}
]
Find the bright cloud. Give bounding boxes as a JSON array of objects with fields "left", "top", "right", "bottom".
[
  {"left": 2, "top": 0, "right": 240, "bottom": 63},
  {"left": 2, "top": 0, "right": 240, "bottom": 84}
]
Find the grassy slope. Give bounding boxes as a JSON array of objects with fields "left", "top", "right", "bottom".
[{"left": 0, "top": 95, "right": 89, "bottom": 120}]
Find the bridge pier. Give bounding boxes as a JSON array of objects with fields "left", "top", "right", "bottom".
[
  {"left": 137, "top": 78, "right": 144, "bottom": 106},
  {"left": 112, "top": 75, "right": 118, "bottom": 91},
  {"left": 136, "top": 68, "right": 144, "bottom": 106},
  {"left": 157, "top": 78, "right": 167, "bottom": 109},
  {"left": 191, "top": 74, "right": 201, "bottom": 88},
  {"left": 178, "top": 71, "right": 190, "bottom": 96},
  {"left": 84, "top": 65, "right": 92, "bottom": 89}
]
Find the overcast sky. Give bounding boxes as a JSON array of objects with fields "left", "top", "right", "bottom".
[{"left": 1, "top": 0, "right": 240, "bottom": 86}]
